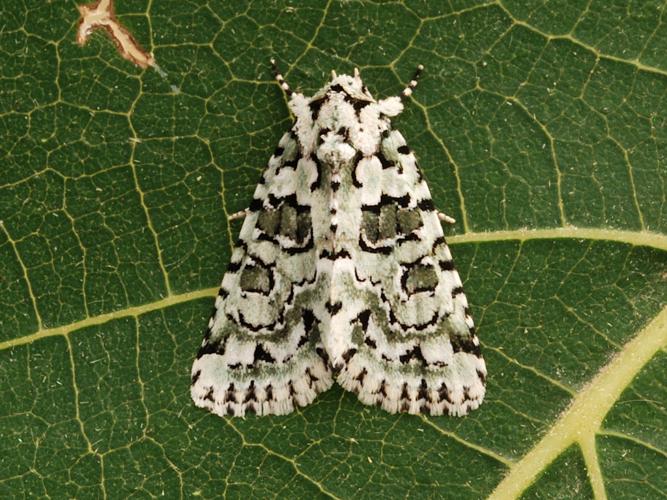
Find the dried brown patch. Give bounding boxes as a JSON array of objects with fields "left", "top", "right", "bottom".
[{"left": 76, "top": 0, "right": 155, "bottom": 68}]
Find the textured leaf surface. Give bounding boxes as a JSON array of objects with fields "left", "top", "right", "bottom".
[{"left": 1, "top": 1, "right": 666, "bottom": 498}]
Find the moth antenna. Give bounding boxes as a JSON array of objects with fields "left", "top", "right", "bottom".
[
  {"left": 331, "top": 69, "right": 338, "bottom": 79},
  {"left": 401, "top": 64, "right": 424, "bottom": 99},
  {"left": 270, "top": 57, "right": 293, "bottom": 97},
  {"left": 354, "top": 67, "right": 360, "bottom": 78}
]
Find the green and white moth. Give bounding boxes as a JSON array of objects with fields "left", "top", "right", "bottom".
[{"left": 191, "top": 61, "right": 486, "bottom": 417}]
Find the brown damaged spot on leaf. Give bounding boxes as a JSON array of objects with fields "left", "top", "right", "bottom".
[{"left": 76, "top": 0, "right": 155, "bottom": 68}]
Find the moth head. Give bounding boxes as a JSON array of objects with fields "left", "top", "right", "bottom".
[{"left": 311, "top": 68, "right": 375, "bottom": 103}]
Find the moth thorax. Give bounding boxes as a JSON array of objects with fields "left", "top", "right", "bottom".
[{"left": 318, "top": 132, "right": 357, "bottom": 167}]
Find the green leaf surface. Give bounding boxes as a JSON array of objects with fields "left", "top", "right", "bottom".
[{"left": 1, "top": 1, "right": 666, "bottom": 498}]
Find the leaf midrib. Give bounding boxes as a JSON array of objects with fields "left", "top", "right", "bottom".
[{"left": 489, "top": 306, "right": 667, "bottom": 500}]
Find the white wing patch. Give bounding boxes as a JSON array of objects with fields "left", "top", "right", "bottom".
[{"left": 191, "top": 62, "right": 486, "bottom": 417}]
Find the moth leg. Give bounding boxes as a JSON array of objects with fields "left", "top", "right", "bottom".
[
  {"left": 438, "top": 211, "right": 456, "bottom": 224},
  {"left": 400, "top": 64, "right": 424, "bottom": 99},
  {"left": 228, "top": 209, "right": 249, "bottom": 221},
  {"left": 270, "top": 58, "right": 293, "bottom": 97}
]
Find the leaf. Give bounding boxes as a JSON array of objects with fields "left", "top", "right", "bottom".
[{"left": 0, "top": 1, "right": 665, "bottom": 498}]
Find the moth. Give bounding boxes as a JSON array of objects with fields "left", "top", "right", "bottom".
[{"left": 191, "top": 60, "right": 486, "bottom": 417}]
